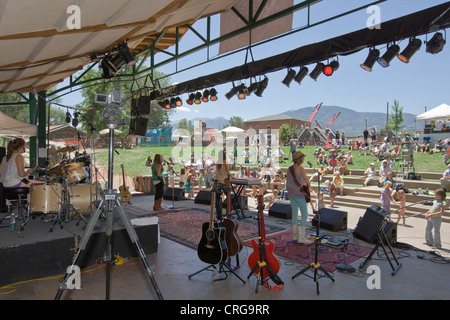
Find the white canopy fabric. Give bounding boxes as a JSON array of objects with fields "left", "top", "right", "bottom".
[
  {"left": 220, "top": 126, "right": 244, "bottom": 133},
  {"left": 0, "top": 111, "right": 37, "bottom": 136},
  {"left": 415, "top": 103, "right": 450, "bottom": 121}
]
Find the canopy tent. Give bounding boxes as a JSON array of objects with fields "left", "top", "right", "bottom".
[
  {"left": 415, "top": 103, "right": 450, "bottom": 121},
  {"left": 0, "top": 111, "right": 37, "bottom": 136},
  {"left": 220, "top": 126, "right": 244, "bottom": 133}
]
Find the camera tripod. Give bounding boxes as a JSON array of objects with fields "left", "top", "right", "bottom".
[
  {"left": 291, "top": 170, "right": 334, "bottom": 295},
  {"left": 55, "top": 102, "right": 163, "bottom": 300}
]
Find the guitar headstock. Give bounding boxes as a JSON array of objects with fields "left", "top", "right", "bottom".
[{"left": 121, "top": 164, "right": 124, "bottom": 169}]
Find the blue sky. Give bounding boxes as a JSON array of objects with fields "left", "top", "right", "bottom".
[{"left": 60, "top": 0, "right": 450, "bottom": 124}]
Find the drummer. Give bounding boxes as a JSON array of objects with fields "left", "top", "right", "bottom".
[{"left": 0, "top": 138, "right": 43, "bottom": 189}]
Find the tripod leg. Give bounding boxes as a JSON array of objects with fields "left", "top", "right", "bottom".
[
  {"left": 115, "top": 200, "right": 164, "bottom": 300},
  {"left": 55, "top": 199, "right": 104, "bottom": 300}
]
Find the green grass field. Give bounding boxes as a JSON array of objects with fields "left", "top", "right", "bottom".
[{"left": 93, "top": 145, "right": 447, "bottom": 176}]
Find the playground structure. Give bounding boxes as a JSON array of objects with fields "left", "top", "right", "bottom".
[{"left": 141, "top": 122, "right": 173, "bottom": 146}]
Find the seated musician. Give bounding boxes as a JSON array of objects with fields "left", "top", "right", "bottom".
[{"left": 0, "top": 138, "right": 43, "bottom": 189}]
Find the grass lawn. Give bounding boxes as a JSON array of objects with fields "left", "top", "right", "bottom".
[{"left": 93, "top": 145, "right": 447, "bottom": 176}]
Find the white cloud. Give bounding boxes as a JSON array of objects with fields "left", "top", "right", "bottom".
[{"left": 176, "top": 107, "right": 199, "bottom": 113}]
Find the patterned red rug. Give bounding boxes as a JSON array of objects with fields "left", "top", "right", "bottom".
[
  {"left": 243, "top": 230, "right": 373, "bottom": 272},
  {"left": 127, "top": 206, "right": 285, "bottom": 250}
]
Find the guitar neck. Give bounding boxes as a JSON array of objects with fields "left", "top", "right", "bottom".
[
  {"left": 257, "top": 190, "right": 266, "bottom": 242},
  {"left": 121, "top": 165, "right": 127, "bottom": 187}
]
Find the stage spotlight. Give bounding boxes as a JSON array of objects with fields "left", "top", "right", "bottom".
[
  {"left": 378, "top": 44, "right": 400, "bottom": 67},
  {"left": 254, "top": 77, "right": 268, "bottom": 97},
  {"left": 186, "top": 93, "right": 195, "bottom": 105},
  {"left": 117, "top": 42, "right": 136, "bottom": 67},
  {"left": 323, "top": 61, "right": 339, "bottom": 76},
  {"left": 225, "top": 85, "right": 239, "bottom": 100},
  {"left": 209, "top": 88, "right": 218, "bottom": 101},
  {"left": 310, "top": 63, "right": 325, "bottom": 81},
  {"left": 398, "top": 38, "right": 422, "bottom": 63},
  {"left": 247, "top": 81, "right": 259, "bottom": 95},
  {"left": 201, "top": 90, "right": 210, "bottom": 102},
  {"left": 426, "top": 32, "right": 446, "bottom": 54},
  {"left": 194, "top": 92, "right": 202, "bottom": 104},
  {"left": 294, "top": 66, "right": 309, "bottom": 84},
  {"left": 237, "top": 84, "right": 248, "bottom": 100},
  {"left": 282, "top": 69, "right": 296, "bottom": 87},
  {"left": 175, "top": 97, "right": 183, "bottom": 107},
  {"left": 360, "top": 48, "right": 380, "bottom": 71},
  {"left": 163, "top": 99, "right": 171, "bottom": 109}
]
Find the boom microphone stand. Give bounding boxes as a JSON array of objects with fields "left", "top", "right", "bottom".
[
  {"left": 292, "top": 168, "right": 334, "bottom": 295},
  {"left": 54, "top": 87, "right": 163, "bottom": 300}
]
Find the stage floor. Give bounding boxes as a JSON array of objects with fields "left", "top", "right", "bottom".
[{"left": 1, "top": 193, "right": 449, "bottom": 301}]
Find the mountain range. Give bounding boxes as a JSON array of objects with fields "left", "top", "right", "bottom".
[{"left": 170, "top": 105, "right": 423, "bottom": 137}]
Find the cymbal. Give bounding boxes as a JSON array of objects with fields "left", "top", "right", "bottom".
[
  {"left": 57, "top": 145, "right": 80, "bottom": 153},
  {"left": 75, "top": 152, "right": 96, "bottom": 159}
]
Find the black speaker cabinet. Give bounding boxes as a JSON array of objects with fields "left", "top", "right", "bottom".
[
  {"left": 138, "top": 95, "right": 152, "bottom": 115},
  {"left": 129, "top": 117, "right": 148, "bottom": 136},
  {"left": 268, "top": 200, "right": 292, "bottom": 219},
  {"left": 194, "top": 190, "right": 212, "bottom": 205},
  {"left": 163, "top": 187, "right": 185, "bottom": 201},
  {"left": 354, "top": 205, "right": 397, "bottom": 243},
  {"left": 312, "top": 207, "right": 347, "bottom": 231},
  {"left": 223, "top": 194, "right": 248, "bottom": 210}
]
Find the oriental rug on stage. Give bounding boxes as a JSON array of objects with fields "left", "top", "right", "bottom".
[
  {"left": 126, "top": 206, "right": 285, "bottom": 250},
  {"left": 243, "top": 230, "right": 373, "bottom": 272}
]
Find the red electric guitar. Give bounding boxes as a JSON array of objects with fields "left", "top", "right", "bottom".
[{"left": 247, "top": 191, "right": 283, "bottom": 288}]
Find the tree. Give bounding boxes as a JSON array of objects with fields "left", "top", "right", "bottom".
[
  {"left": 279, "top": 123, "right": 297, "bottom": 144},
  {"left": 386, "top": 99, "right": 405, "bottom": 136},
  {"left": 229, "top": 116, "right": 244, "bottom": 129}
]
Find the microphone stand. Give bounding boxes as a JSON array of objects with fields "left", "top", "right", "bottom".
[{"left": 292, "top": 166, "right": 335, "bottom": 295}]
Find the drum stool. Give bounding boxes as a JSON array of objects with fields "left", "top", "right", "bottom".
[{"left": 3, "top": 187, "right": 30, "bottom": 231}]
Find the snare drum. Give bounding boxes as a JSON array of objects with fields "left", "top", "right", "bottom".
[
  {"left": 30, "top": 183, "right": 62, "bottom": 213},
  {"left": 68, "top": 183, "right": 96, "bottom": 217}
]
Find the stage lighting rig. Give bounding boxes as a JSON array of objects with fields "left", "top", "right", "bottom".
[
  {"left": 186, "top": 93, "right": 195, "bottom": 105},
  {"left": 254, "top": 77, "right": 268, "bottom": 97},
  {"left": 282, "top": 69, "right": 296, "bottom": 87},
  {"left": 294, "top": 66, "right": 309, "bottom": 84},
  {"left": 323, "top": 60, "right": 339, "bottom": 76},
  {"left": 209, "top": 88, "right": 218, "bottom": 101},
  {"left": 310, "top": 63, "right": 325, "bottom": 81},
  {"left": 426, "top": 32, "right": 446, "bottom": 54},
  {"left": 360, "top": 48, "right": 380, "bottom": 72},
  {"left": 398, "top": 38, "right": 422, "bottom": 63},
  {"left": 378, "top": 44, "right": 400, "bottom": 67}
]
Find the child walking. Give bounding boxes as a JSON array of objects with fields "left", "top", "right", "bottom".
[
  {"left": 380, "top": 181, "right": 396, "bottom": 219},
  {"left": 425, "top": 189, "right": 446, "bottom": 249}
]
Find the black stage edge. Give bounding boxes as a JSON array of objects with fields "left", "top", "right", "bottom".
[{"left": 0, "top": 208, "right": 158, "bottom": 287}]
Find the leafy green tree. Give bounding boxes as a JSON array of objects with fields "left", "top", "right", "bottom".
[{"left": 386, "top": 99, "right": 405, "bottom": 136}]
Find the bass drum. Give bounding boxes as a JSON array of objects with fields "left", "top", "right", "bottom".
[
  {"left": 30, "top": 183, "right": 62, "bottom": 213},
  {"left": 68, "top": 183, "right": 99, "bottom": 218}
]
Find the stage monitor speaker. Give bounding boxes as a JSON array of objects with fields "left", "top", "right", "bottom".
[
  {"left": 312, "top": 207, "right": 347, "bottom": 231},
  {"left": 194, "top": 190, "right": 212, "bottom": 205},
  {"left": 139, "top": 95, "right": 151, "bottom": 115},
  {"left": 223, "top": 194, "right": 248, "bottom": 210},
  {"left": 268, "top": 200, "right": 292, "bottom": 219},
  {"left": 354, "top": 205, "right": 396, "bottom": 243},
  {"left": 163, "top": 187, "right": 185, "bottom": 201},
  {"left": 129, "top": 117, "right": 148, "bottom": 136}
]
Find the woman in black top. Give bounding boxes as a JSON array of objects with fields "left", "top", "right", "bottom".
[{"left": 152, "top": 154, "right": 165, "bottom": 211}]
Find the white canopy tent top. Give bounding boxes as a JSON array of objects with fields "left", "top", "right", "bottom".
[
  {"left": 220, "top": 126, "right": 244, "bottom": 133},
  {"left": 0, "top": 111, "right": 37, "bottom": 136},
  {"left": 415, "top": 103, "right": 450, "bottom": 121}
]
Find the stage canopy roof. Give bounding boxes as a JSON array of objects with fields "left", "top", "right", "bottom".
[
  {"left": 0, "top": 0, "right": 241, "bottom": 94},
  {"left": 0, "top": 111, "right": 37, "bottom": 136},
  {"left": 415, "top": 103, "right": 450, "bottom": 121}
]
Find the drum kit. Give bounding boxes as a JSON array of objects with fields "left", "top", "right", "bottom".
[{"left": 32, "top": 145, "right": 101, "bottom": 232}]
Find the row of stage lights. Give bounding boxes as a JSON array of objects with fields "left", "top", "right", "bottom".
[
  {"left": 158, "top": 88, "right": 218, "bottom": 109},
  {"left": 157, "top": 32, "right": 445, "bottom": 108},
  {"left": 280, "top": 32, "right": 446, "bottom": 87}
]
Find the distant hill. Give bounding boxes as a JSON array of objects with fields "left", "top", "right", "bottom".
[{"left": 282, "top": 105, "right": 422, "bottom": 137}]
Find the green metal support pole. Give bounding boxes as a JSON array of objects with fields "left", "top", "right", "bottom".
[
  {"left": 37, "top": 91, "right": 47, "bottom": 168},
  {"left": 28, "top": 93, "right": 37, "bottom": 168}
]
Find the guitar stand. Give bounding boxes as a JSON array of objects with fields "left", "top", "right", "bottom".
[
  {"left": 188, "top": 261, "right": 246, "bottom": 283},
  {"left": 292, "top": 209, "right": 335, "bottom": 295},
  {"left": 359, "top": 219, "right": 402, "bottom": 276}
]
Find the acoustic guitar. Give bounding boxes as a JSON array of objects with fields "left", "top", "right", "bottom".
[
  {"left": 221, "top": 178, "right": 243, "bottom": 256},
  {"left": 247, "top": 191, "right": 282, "bottom": 279},
  {"left": 197, "top": 181, "right": 228, "bottom": 265},
  {"left": 119, "top": 164, "right": 132, "bottom": 203}
]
